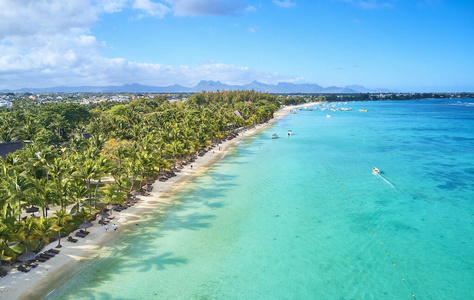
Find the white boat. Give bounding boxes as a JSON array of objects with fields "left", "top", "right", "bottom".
[
  {"left": 326, "top": 114, "right": 332, "bottom": 118},
  {"left": 372, "top": 167, "right": 380, "bottom": 174},
  {"left": 271, "top": 134, "right": 278, "bottom": 139},
  {"left": 287, "top": 130, "right": 292, "bottom": 136}
]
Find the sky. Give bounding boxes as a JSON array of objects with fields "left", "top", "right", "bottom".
[{"left": 0, "top": 0, "right": 473, "bottom": 92}]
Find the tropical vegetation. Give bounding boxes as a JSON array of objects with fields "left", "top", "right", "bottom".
[{"left": 0, "top": 90, "right": 283, "bottom": 269}]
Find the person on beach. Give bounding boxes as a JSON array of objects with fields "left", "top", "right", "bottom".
[
  {"left": 105, "top": 224, "right": 108, "bottom": 232},
  {"left": 113, "top": 224, "right": 117, "bottom": 231},
  {"left": 191, "top": 165, "right": 193, "bottom": 169}
]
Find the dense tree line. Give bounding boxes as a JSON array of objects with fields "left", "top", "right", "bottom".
[{"left": 0, "top": 90, "right": 280, "bottom": 269}]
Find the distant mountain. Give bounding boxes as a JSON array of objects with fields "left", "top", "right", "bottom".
[
  {"left": 345, "top": 85, "right": 391, "bottom": 93},
  {"left": 192, "top": 81, "right": 351, "bottom": 93},
  {"left": 2, "top": 83, "right": 192, "bottom": 94},
  {"left": 1, "top": 81, "right": 390, "bottom": 94}
]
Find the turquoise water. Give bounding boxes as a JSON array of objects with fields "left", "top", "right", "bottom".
[{"left": 47, "top": 99, "right": 474, "bottom": 299}]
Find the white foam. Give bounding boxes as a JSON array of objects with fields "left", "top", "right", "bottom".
[{"left": 377, "top": 174, "right": 395, "bottom": 189}]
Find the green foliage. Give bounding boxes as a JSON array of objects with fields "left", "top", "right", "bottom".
[{"left": 0, "top": 90, "right": 282, "bottom": 264}]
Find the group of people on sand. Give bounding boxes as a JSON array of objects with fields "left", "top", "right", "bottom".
[{"left": 104, "top": 224, "right": 117, "bottom": 233}]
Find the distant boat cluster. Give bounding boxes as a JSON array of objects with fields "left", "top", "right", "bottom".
[
  {"left": 274, "top": 102, "right": 372, "bottom": 138},
  {"left": 289, "top": 102, "right": 372, "bottom": 117}
]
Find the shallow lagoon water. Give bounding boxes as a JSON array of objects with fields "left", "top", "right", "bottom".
[{"left": 48, "top": 99, "right": 474, "bottom": 299}]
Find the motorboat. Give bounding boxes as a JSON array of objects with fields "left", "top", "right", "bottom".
[
  {"left": 287, "top": 130, "right": 292, "bottom": 136},
  {"left": 372, "top": 167, "right": 380, "bottom": 174},
  {"left": 326, "top": 114, "right": 332, "bottom": 118},
  {"left": 359, "top": 109, "right": 368, "bottom": 112},
  {"left": 271, "top": 134, "right": 278, "bottom": 139}
]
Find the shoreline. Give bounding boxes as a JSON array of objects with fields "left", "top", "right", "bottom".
[{"left": 0, "top": 103, "right": 314, "bottom": 299}]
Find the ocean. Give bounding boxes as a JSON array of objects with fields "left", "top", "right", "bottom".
[{"left": 47, "top": 99, "right": 474, "bottom": 299}]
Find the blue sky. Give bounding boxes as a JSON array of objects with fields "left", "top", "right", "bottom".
[{"left": 0, "top": 0, "right": 473, "bottom": 91}]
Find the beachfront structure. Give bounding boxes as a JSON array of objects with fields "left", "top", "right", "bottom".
[
  {"left": 233, "top": 110, "right": 248, "bottom": 120},
  {"left": 0, "top": 141, "right": 24, "bottom": 158}
]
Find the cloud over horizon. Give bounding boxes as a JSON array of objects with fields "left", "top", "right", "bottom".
[{"left": 0, "top": 0, "right": 299, "bottom": 89}]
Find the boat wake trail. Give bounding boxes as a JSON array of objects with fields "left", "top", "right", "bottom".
[{"left": 377, "top": 174, "right": 395, "bottom": 189}]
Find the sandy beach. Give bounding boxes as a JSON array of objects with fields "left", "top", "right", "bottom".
[{"left": 0, "top": 103, "right": 312, "bottom": 299}]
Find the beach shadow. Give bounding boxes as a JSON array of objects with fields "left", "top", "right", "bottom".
[
  {"left": 45, "top": 168, "right": 243, "bottom": 298},
  {"left": 160, "top": 212, "right": 216, "bottom": 232},
  {"left": 46, "top": 248, "right": 188, "bottom": 299},
  {"left": 205, "top": 201, "right": 225, "bottom": 209},
  {"left": 128, "top": 251, "right": 188, "bottom": 273}
]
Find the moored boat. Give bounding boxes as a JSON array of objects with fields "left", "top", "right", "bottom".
[
  {"left": 271, "top": 134, "right": 278, "bottom": 139},
  {"left": 326, "top": 114, "right": 332, "bottom": 118},
  {"left": 287, "top": 130, "right": 292, "bottom": 136},
  {"left": 372, "top": 167, "right": 380, "bottom": 174},
  {"left": 359, "top": 109, "right": 368, "bottom": 112}
]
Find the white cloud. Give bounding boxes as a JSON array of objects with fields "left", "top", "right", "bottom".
[
  {"left": 95, "top": 0, "right": 129, "bottom": 13},
  {"left": 0, "top": 0, "right": 298, "bottom": 90},
  {"left": 273, "top": 0, "right": 296, "bottom": 8},
  {"left": 0, "top": 52, "right": 301, "bottom": 89},
  {"left": 245, "top": 5, "right": 257, "bottom": 12},
  {"left": 76, "top": 35, "right": 99, "bottom": 48},
  {"left": 172, "top": 0, "right": 252, "bottom": 17},
  {"left": 0, "top": 0, "right": 97, "bottom": 39},
  {"left": 133, "top": 0, "right": 171, "bottom": 18}
]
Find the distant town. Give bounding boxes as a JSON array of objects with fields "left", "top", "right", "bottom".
[{"left": 1, "top": 91, "right": 473, "bottom": 108}]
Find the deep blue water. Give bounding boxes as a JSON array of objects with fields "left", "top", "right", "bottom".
[{"left": 47, "top": 99, "right": 474, "bottom": 299}]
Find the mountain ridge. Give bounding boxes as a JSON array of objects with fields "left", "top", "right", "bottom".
[{"left": 1, "top": 81, "right": 390, "bottom": 94}]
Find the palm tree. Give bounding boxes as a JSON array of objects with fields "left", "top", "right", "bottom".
[
  {"left": 123, "top": 155, "right": 141, "bottom": 192},
  {"left": 19, "top": 216, "right": 37, "bottom": 251},
  {"left": 50, "top": 113, "right": 66, "bottom": 138},
  {"left": 74, "top": 158, "right": 97, "bottom": 200},
  {"left": 4, "top": 172, "right": 33, "bottom": 221},
  {"left": 19, "top": 114, "right": 41, "bottom": 142},
  {"left": 47, "top": 156, "right": 69, "bottom": 209},
  {"left": 35, "top": 146, "right": 57, "bottom": 183},
  {"left": 68, "top": 134, "right": 88, "bottom": 154},
  {"left": 101, "top": 184, "right": 125, "bottom": 215},
  {"left": 0, "top": 114, "right": 20, "bottom": 142},
  {"left": 31, "top": 177, "right": 59, "bottom": 217},
  {"left": 66, "top": 179, "right": 89, "bottom": 214},
  {"left": 31, "top": 217, "right": 57, "bottom": 249},
  {"left": 0, "top": 216, "right": 23, "bottom": 266},
  {"left": 75, "top": 208, "right": 90, "bottom": 222},
  {"left": 52, "top": 209, "right": 72, "bottom": 248},
  {"left": 91, "top": 157, "right": 112, "bottom": 208},
  {"left": 166, "top": 140, "right": 184, "bottom": 169}
]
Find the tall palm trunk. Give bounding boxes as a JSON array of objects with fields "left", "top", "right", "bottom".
[
  {"left": 57, "top": 229, "right": 62, "bottom": 247},
  {"left": 94, "top": 179, "right": 101, "bottom": 209}
]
